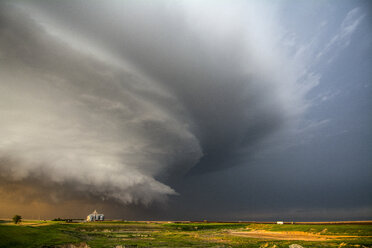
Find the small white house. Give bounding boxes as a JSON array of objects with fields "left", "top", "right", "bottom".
[
  {"left": 86, "top": 210, "right": 104, "bottom": 222},
  {"left": 276, "top": 221, "right": 284, "bottom": 225}
]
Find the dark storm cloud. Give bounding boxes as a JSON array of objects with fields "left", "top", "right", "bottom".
[
  {"left": 0, "top": 0, "right": 314, "bottom": 206},
  {"left": 1, "top": 0, "right": 369, "bottom": 220},
  {"left": 20, "top": 0, "right": 316, "bottom": 172},
  {"left": 0, "top": 3, "right": 202, "bottom": 205}
]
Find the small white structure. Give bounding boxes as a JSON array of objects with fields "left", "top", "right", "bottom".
[
  {"left": 86, "top": 210, "right": 104, "bottom": 222},
  {"left": 276, "top": 221, "right": 284, "bottom": 225}
]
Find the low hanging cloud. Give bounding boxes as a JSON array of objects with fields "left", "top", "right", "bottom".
[
  {"left": 0, "top": 1, "right": 318, "bottom": 205},
  {"left": 0, "top": 3, "right": 201, "bottom": 205}
]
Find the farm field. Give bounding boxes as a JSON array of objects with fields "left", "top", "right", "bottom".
[{"left": 0, "top": 220, "right": 371, "bottom": 248}]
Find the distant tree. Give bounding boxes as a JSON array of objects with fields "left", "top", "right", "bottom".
[{"left": 12, "top": 215, "right": 22, "bottom": 224}]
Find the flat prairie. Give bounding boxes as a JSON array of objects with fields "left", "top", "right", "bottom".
[{"left": 0, "top": 220, "right": 371, "bottom": 247}]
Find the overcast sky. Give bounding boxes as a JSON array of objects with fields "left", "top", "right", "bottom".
[{"left": 0, "top": 0, "right": 371, "bottom": 221}]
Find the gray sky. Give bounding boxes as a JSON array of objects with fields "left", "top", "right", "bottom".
[{"left": 0, "top": 0, "right": 371, "bottom": 221}]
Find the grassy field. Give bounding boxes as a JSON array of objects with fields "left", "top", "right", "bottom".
[{"left": 0, "top": 220, "right": 371, "bottom": 248}]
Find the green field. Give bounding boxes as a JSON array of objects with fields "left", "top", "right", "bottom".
[{"left": 0, "top": 220, "right": 371, "bottom": 248}]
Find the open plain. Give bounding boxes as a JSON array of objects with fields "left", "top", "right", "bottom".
[{"left": 1, "top": 220, "right": 371, "bottom": 248}]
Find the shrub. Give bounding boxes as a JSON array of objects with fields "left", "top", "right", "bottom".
[{"left": 12, "top": 215, "right": 22, "bottom": 224}]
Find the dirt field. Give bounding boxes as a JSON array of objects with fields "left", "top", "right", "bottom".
[{"left": 229, "top": 230, "right": 367, "bottom": 241}]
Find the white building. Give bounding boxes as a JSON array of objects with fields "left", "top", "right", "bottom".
[
  {"left": 276, "top": 221, "right": 284, "bottom": 225},
  {"left": 86, "top": 210, "right": 104, "bottom": 222}
]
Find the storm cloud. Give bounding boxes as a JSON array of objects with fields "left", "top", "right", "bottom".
[
  {"left": 0, "top": 0, "right": 370, "bottom": 220},
  {"left": 0, "top": 2, "right": 203, "bottom": 205}
]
